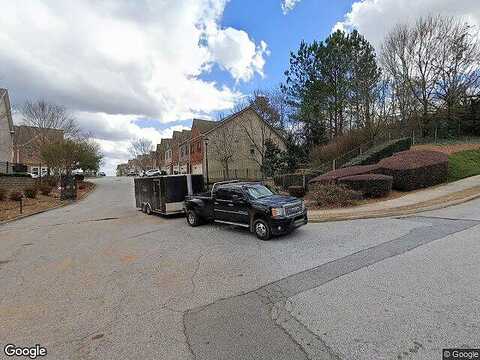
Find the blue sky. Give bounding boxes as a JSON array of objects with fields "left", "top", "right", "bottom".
[{"left": 140, "top": 0, "right": 355, "bottom": 132}]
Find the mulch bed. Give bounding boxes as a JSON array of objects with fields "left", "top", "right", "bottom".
[{"left": 0, "top": 181, "right": 96, "bottom": 222}]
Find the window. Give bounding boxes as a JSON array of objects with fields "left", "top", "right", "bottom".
[
  {"left": 244, "top": 185, "right": 273, "bottom": 199},
  {"left": 214, "top": 188, "right": 232, "bottom": 201}
]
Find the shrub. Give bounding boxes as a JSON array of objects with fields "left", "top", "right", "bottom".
[
  {"left": 9, "top": 191, "right": 23, "bottom": 201},
  {"left": 311, "top": 129, "right": 368, "bottom": 166},
  {"left": 378, "top": 150, "right": 448, "bottom": 191},
  {"left": 38, "top": 185, "right": 53, "bottom": 196},
  {"left": 0, "top": 189, "right": 6, "bottom": 201},
  {"left": 44, "top": 176, "right": 58, "bottom": 187},
  {"left": 24, "top": 187, "right": 38, "bottom": 199},
  {"left": 310, "top": 184, "right": 363, "bottom": 208},
  {"left": 288, "top": 185, "right": 305, "bottom": 198},
  {"left": 309, "top": 164, "right": 380, "bottom": 186},
  {"left": 338, "top": 174, "right": 393, "bottom": 198},
  {"left": 342, "top": 137, "right": 412, "bottom": 168}
]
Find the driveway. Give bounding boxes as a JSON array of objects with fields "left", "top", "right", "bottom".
[{"left": 1, "top": 177, "right": 479, "bottom": 359}]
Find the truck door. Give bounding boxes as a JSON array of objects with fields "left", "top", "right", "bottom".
[
  {"left": 230, "top": 189, "right": 250, "bottom": 225},
  {"left": 213, "top": 188, "right": 249, "bottom": 225},
  {"left": 213, "top": 188, "right": 232, "bottom": 222}
]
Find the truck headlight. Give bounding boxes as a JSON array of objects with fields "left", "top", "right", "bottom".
[
  {"left": 271, "top": 207, "right": 285, "bottom": 218},
  {"left": 301, "top": 201, "right": 305, "bottom": 211}
]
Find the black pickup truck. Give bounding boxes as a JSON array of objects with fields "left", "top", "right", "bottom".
[{"left": 184, "top": 181, "right": 308, "bottom": 240}]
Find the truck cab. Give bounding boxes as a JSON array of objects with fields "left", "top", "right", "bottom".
[{"left": 184, "top": 181, "right": 308, "bottom": 240}]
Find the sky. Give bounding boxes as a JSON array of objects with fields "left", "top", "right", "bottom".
[{"left": 1, "top": 0, "right": 479, "bottom": 175}]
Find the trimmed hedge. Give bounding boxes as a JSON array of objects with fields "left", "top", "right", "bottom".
[
  {"left": 288, "top": 185, "right": 306, "bottom": 198},
  {"left": 309, "top": 164, "right": 380, "bottom": 186},
  {"left": 378, "top": 150, "right": 448, "bottom": 191},
  {"left": 342, "top": 137, "right": 412, "bottom": 168},
  {"left": 338, "top": 174, "right": 393, "bottom": 198}
]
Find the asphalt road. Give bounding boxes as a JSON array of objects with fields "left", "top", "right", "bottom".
[{"left": 1, "top": 177, "right": 479, "bottom": 359}]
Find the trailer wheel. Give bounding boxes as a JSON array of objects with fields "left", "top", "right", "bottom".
[
  {"left": 186, "top": 210, "right": 200, "bottom": 227},
  {"left": 253, "top": 219, "right": 271, "bottom": 241}
]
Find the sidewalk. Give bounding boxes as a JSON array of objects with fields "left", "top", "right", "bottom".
[{"left": 308, "top": 175, "right": 480, "bottom": 222}]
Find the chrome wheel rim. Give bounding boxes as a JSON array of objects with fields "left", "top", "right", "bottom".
[
  {"left": 255, "top": 222, "right": 267, "bottom": 237},
  {"left": 188, "top": 212, "right": 196, "bottom": 224}
]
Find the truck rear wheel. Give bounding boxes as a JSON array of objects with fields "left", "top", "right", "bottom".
[
  {"left": 186, "top": 210, "right": 200, "bottom": 227},
  {"left": 253, "top": 219, "right": 271, "bottom": 241}
]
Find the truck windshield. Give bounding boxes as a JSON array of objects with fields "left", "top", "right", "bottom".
[{"left": 244, "top": 185, "right": 273, "bottom": 199}]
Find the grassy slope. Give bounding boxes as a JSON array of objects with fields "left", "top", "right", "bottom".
[{"left": 448, "top": 149, "right": 480, "bottom": 182}]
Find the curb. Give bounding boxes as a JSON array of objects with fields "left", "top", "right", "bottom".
[
  {"left": 308, "top": 189, "right": 480, "bottom": 223},
  {"left": 0, "top": 182, "right": 97, "bottom": 226}
]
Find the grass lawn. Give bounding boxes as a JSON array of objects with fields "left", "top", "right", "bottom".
[{"left": 448, "top": 149, "right": 480, "bottom": 182}]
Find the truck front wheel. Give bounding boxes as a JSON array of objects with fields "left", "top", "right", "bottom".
[
  {"left": 253, "top": 219, "right": 271, "bottom": 241},
  {"left": 186, "top": 210, "right": 200, "bottom": 227}
]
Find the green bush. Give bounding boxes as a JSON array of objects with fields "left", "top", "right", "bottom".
[
  {"left": 338, "top": 174, "right": 393, "bottom": 198},
  {"left": 342, "top": 138, "right": 412, "bottom": 168},
  {"left": 447, "top": 149, "right": 480, "bottom": 182},
  {"left": 24, "top": 187, "right": 38, "bottom": 199},
  {"left": 9, "top": 191, "right": 23, "bottom": 201},
  {"left": 379, "top": 150, "right": 448, "bottom": 191},
  {"left": 0, "top": 189, "right": 6, "bottom": 201},
  {"left": 310, "top": 184, "right": 362, "bottom": 208},
  {"left": 288, "top": 186, "right": 306, "bottom": 198}
]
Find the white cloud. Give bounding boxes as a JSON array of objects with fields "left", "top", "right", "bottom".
[
  {"left": 0, "top": 0, "right": 269, "bottom": 174},
  {"left": 334, "top": 0, "right": 480, "bottom": 48},
  {"left": 281, "top": 0, "right": 301, "bottom": 15},
  {"left": 207, "top": 28, "right": 270, "bottom": 82}
]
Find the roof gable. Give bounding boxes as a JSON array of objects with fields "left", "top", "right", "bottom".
[{"left": 192, "top": 118, "right": 217, "bottom": 134}]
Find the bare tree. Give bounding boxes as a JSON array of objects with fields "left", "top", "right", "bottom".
[
  {"left": 209, "top": 113, "right": 240, "bottom": 180},
  {"left": 232, "top": 96, "right": 283, "bottom": 177},
  {"left": 381, "top": 15, "right": 480, "bottom": 136},
  {"left": 434, "top": 18, "right": 480, "bottom": 132},
  {"left": 129, "top": 138, "right": 153, "bottom": 171},
  {"left": 19, "top": 100, "right": 80, "bottom": 142}
]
